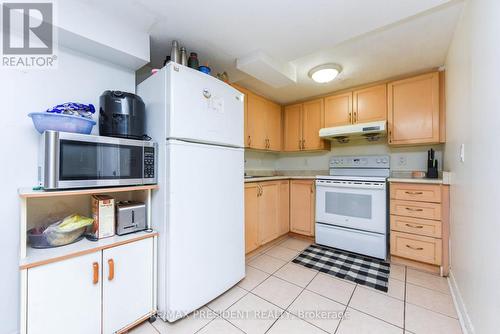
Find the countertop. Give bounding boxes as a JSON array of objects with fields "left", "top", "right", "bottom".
[
  {"left": 244, "top": 171, "right": 451, "bottom": 185},
  {"left": 388, "top": 171, "right": 450, "bottom": 185},
  {"left": 244, "top": 175, "right": 317, "bottom": 183}
]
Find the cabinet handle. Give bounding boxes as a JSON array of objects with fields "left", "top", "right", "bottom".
[
  {"left": 405, "top": 223, "right": 424, "bottom": 229},
  {"left": 405, "top": 207, "right": 424, "bottom": 212},
  {"left": 388, "top": 129, "right": 392, "bottom": 143},
  {"left": 298, "top": 139, "right": 302, "bottom": 150},
  {"left": 108, "top": 259, "right": 115, "bottom": 281},
  {"left": 406, "top": 244, "right": 424, "bottom": 251},
  {"left": 302, "top": 139, "right": 306, "bottom": 149},
  {"left": 92, "top": 262, "right": 99, "bottom": 284},
  {"left": 354, "top": 112, "right": 358, "bottom": 123},
  {"left": 405, "top": 191, "right": 424, "bottom": 195},
  {"left": 348, "top": 112, "right": 352, "bottom": 123},
  {"left": 247, "top": 136, "right": 251, "bottom": 146},
  {"left": 310, "top": 184, "right": 314, "bottom": 194}
]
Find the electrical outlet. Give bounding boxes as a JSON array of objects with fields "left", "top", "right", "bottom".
[
  {"left": 304, "top": 158, "right": 309, "bottom": 166},
  {"left": 398, "top": 156, "right": 407, "bottom": 166}
]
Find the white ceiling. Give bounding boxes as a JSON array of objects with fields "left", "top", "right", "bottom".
[{"left": 80, "top": 0, "right": 464, "bottom": 104}]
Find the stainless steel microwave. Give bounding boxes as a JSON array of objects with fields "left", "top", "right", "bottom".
[{"left": 38, "top": 131, "right": 157, "bottom": 190}]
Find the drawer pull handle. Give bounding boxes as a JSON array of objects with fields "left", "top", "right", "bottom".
[
  {"left": 405, "top": 223, "right": 423, "bottom": 229},
  {"left": 406, "top": 245, "right": 424, "bottom": 251},
  {"left": 405, "top": 207, "right": 424, "bottom": 212},
  {"left": 92, "top": 262, "right": 99, "bottom": 284},
  {"left": 405, "top": 191, "right": 423, "bottom": 195}
]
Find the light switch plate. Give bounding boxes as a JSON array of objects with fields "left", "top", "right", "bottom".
[{"left": 460, "top": 144, "right": 465, "bottom": 162}]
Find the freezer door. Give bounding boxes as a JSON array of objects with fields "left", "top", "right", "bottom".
[
  {"left": 162, "top": 140, "right": 245, "bottom": 321},
  {"left": 167, "top": 64, "right": 244, "bottom": 147}
]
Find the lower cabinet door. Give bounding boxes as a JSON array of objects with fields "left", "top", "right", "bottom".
[
  {"left": 27, "top": 252, "right": 102, "bottom": 334},
  {"left": 259, "top": 182, "right": 280, "bottom": 244},
  {"left": 278, "top": 180, "right": 290, "bottom": 235},
  {"left": 290, "top": 180, "right": 315, "bottom": 236},
  {"left": 102, "top": 238, "right": 154, "bottom": 334},
  {"left": 245, "top": 183, "right": 260, "bottom": 253}
]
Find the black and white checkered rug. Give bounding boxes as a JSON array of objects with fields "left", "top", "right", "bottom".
[{"left": 292, "top": 244, "right": 390, "bottom": 292}]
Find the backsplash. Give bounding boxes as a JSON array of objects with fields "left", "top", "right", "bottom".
[{"left": 245, "top": 142, "right": 444, "bottom": 172}]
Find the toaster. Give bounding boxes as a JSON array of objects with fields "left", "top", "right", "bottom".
[{"left": 116, "top": 201, "right": 147, "bottom": 235}]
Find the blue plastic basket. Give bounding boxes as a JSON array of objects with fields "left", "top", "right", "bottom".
[{"left": 28, "top": 112, "right": 96, "bottom": 134}]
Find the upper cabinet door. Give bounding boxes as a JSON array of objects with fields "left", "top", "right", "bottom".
[
  {"left": 265, "top": 101, "right": 282, "bottom": 151},
  {"left": 353, "top": 84, "right": 387, "bottom": 123},
  {"left": 27, "top": 252, "right": 102, "bottom": 334},
  {"left": 232, "top": 84, "right": 251, "bottom": 147},
  {"left": 324, "top": 92, "right": 353, "bottom": 127},
  {"left": 102, "top": 238, "right": 154, "bottom": 334},
  {"left": 388, "top": 72, "right": 441, "bottom": 145},
  {"left": 247, "top": 92, "right": 268, "bottom": 149},
  {"left": 283, "top": 104, "right": 303, "bottom": 151},
  {"left": 302, "top": 99, "right": 327, "bottom": 150}
]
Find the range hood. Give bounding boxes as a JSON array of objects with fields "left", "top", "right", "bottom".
[{"left": 319, "top": 121, "right": 387, "bottom": 144}]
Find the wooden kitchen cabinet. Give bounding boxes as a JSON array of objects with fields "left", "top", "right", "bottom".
[
  {"left": 390, "top": 182, "right": 449, "bottom": 276},
  {"left": 324, "top": 92, "right": 353, "bottom": 127},
  {"left": 247, "top": 92, "right": 268, "bottom": 149},
  {"left": 353, "top": 84, "right": 387, "bottom": 123},
  {"left": 290, "top": 180, "right": 315, "bottom": 236},
  {"left": 242, "top": 89, "right": 282, "bottom": 151},
  {"left": 283, "top": 103, "right": 303, "bottom": 151},
  {"left": 259, "top": 181, "right": 280, "bottom": 244},
  {"left": 302, "top": 99, "right": 326, "bottom": 150},
  {"left": 27, "top": 252, "right": 102, "bottom": 334},
  {"left": 284, "top": 101, "right": 329, "bottom": 152},
  {"left": 244, "top": 180, "right": 290, "bottom": 253},
  {"left": 387, "top": 72, "right": 443, "bottom": 145},
  {"left": 265, "top": 101, "right": 282, "bottom": 151},
  {"left": 278, "top": 180, "right": 290, "bottom": 235},
  {"left": 244, "top": 183, "right": 260, "bottom": 253}
]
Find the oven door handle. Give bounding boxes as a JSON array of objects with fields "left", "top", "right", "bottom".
[{"left": 316, "top": 181, "right": 385, "bottom": 190}]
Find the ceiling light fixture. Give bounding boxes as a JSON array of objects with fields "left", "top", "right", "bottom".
[{"left": 308, "top": 64, "right": 342, "bottom": 83}]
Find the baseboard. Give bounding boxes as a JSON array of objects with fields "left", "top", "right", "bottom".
[{"left": 448, "top": 269, "right": 474, "bottom": 334}]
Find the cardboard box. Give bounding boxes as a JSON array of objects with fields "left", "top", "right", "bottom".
[{"left": 91, "top": 195, "right": 115, "bottom": 239}]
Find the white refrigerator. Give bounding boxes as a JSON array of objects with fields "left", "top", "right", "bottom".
[{"left": 137, "top": 63, "right": 245, "bottom": 322}]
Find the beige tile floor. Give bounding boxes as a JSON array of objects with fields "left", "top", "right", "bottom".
[{"left": 128, "top": 236, "right": 462, "bottom": 334}]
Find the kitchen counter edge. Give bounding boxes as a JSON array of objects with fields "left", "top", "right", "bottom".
[{"left": 244, "top": 176, "right": 317, "bottom": 183}]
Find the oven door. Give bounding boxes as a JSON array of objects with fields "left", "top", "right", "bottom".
[{"left": 315, "top": 179, "right": 387, "bottom": 234}]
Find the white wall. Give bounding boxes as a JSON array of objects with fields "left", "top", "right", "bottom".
[
  {"left": 444, "top": 0, "right": 500, "bottom": 333},
  {"left": 245, "top": 142, "right": 444, "bottom": 173},
  {"left": 0, "top": 47, "right": 135, "bottom": 334}
]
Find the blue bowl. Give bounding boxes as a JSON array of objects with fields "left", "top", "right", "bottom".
[
  {"left": 199, "top": 66, "right": 211, "bottom": 74},
  {"left": 28, "top": 112, "right": 96, "bottom": 134}
]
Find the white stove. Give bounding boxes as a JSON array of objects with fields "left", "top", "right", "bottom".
[{"left": 315, "top": 155, "right": 390, "bottom": 259}]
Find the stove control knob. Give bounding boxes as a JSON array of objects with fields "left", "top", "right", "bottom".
[
  {"left": 382, "top": 158, "right": 388, "bottom": 164},
  {"left": 376, "top": 158, "right": 381, "bottom": 163}
]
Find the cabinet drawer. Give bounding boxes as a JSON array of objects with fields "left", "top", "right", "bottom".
[
  {"left": 390, "top": 183, "right": 441, "bottom": 203},
  {"left": 391, "top": 231, "right": 442, "bottom": 265},
  {"left": 390, "top": 215, "right": 442, "bottom": 238},
  {"left": 391, "top": 200, "right": 441, "bottom": 220}
]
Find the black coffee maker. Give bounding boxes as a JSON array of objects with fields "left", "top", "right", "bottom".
[
  {"left": 99, "top": 90, "right": 146, "bottom": 140},
  {"left": 427, "top": 149, "right": 439, "bottom": 178}
]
